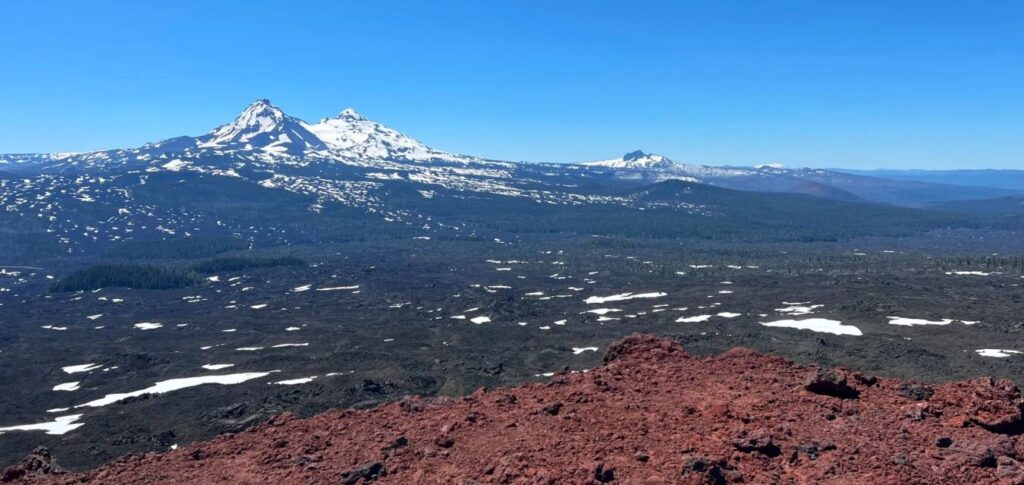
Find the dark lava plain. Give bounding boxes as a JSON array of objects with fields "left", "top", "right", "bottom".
[{"left": 1, "top": 231, "right": 1023, "bottom": 470}]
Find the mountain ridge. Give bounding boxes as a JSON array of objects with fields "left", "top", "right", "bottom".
[
  {"left": 0, "top": 99, "right": 1018, "bottom": 210},
  {"left": 836, "top": 168, "right": 1024, "bottom": 192},
  {"left": 583, "top": 150, "right": 1020, "bottom": 206}
]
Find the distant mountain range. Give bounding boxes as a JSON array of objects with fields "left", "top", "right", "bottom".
[
  {"left": 1, "top": 99, "right": 1021, "bottom": 260},
  {"left": 582, "top": 151, "right": 1021, "bottom": 206},
  {"left": 1, "top": 99, "right": 1019, "bottom": 206},
  {"left": 835, "top": 168, "right": 1024, "bottom": 192},
  {"left": 0, "top": 99, "right": 493, "bottom": 172}
]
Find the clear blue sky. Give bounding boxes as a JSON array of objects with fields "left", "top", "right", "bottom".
[{"left": 1, "top": 1, "right": 1021, "bottom": 169}]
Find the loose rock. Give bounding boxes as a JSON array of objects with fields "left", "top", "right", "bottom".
[{"left": 803, "top": 368, "right": 859, "bottom": 399}]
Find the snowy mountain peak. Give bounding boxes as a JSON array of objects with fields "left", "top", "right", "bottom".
[
  {"left": 199, "top": 99, "right": 326, "bottom": 155},
  {"left": 337, "top": 108, "right": 367, "bottom": 121},
  {"left": 622, "top": 150, "right": 652, "bottom": 161},
  {"left": 247, "top": 98, "right": 276, "bottom": 112},
  {"left": 583, "top": 150, "right": 676, "bottom": 169},
  {"left": 209, "top": 99, "right": 286, "bottom": 139},
  {"left": 304, "top": 108, "right": 472, "bottom": 164}
]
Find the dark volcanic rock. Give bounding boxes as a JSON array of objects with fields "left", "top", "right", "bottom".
[
  {"left": 803, "top": 368, "right": 860, "bottom": 398},
  {"left": 380, "top": 436, "right": 408, "bottom": 454},
  {"left": 593, "top": 462, "right": 615, "bottom": 483},
  {"left": 680, "top": 455, "right": 740, "bottom": 484},
  {"left": 339, "top": 461, "right": 384, "bottom": 484},
  {"left": 794, "top": 441, "right": 835, "bottom": 460},
  {"left": 731, "top": 429, "right": 781, "bottom": 457},
  {"left": 897, "top": 383, "right": 934, "bottom": 401}
]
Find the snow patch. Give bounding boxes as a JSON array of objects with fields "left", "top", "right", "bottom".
[
  {"left": 760, "top": 318, "right": 862, "bottom": 336},
  {"left": 52, "top": 381, "right": 81, "bottom": 392},
  {"left": 584, "top": 292, "right": 667, "bottom": 304},
  {"left": 0, "top": 414, "right": 84, "bottom": 436},
  {"left": 976, "top": 349, "right": 1022, "bottom": 358},
  {"left": 75, "top": 371, "right": 277, "bottom": 408},
  {"left": 273, "top": 376, "right": 317, "bottom": 385},
  {"left": 887, "top": 317, "right": 953, "bottom": 327},
  {"left": 62, "top": 363, "right": 101, "bottom": 374}
]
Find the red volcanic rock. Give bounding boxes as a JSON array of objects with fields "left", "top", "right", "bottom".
[
  {"left": 961, "top": 378, "right": 1024, "bottom": 433},
  {"left": 12, "top": 333, "right": 1024, "bottom": 484},
  {"left": 1, "top": 448, "right": 61, "bottom": 483}
]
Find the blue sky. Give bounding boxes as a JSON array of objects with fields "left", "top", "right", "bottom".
[{"left": 1, "top": 1, "right": 1021, "bottom": 169}]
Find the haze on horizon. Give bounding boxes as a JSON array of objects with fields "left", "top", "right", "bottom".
[{"left": 1, "top": 0, "right": 1021, "bottom": 170}]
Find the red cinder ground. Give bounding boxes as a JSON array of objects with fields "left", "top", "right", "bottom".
[{"left": 8, "top": 334, "right": 1024, "bottom": 484}]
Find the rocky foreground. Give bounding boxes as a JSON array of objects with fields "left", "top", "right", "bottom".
[{"left": 7, "top": 334, "right": 1024, "bottom": 484}]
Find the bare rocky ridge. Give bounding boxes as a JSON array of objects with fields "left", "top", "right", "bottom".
[{"left": 9, "top": 334, "right": 1024, "bottom": 483}]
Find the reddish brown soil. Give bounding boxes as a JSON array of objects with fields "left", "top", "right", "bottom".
[{"left": 9, "top": 334, "right": 1024, "bottom": 484}]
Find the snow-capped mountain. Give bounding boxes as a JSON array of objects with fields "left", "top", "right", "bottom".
[
  {"left": 197, "top": 99, "right": 327, "bottom": 155},
  {"left": 0, "top": 100, "right": 644, "bottom": 255},
  {"left": 583, "top": 151, "right": 867, "bottom": 200},
  {"left": 303, "top": 108, "right": 475, "bottom": 164},
  {"left": 584, "top": 150, "right": 676, "bottom": 170},
  {"left": 0, "top": 99, "right": 495, "bottom": 175},
  {"left": 583, "top": 150, "right": 753, "bottom": 182},
  {"left": 186, "top": 100, "right": 489, "bottom": 165}
]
